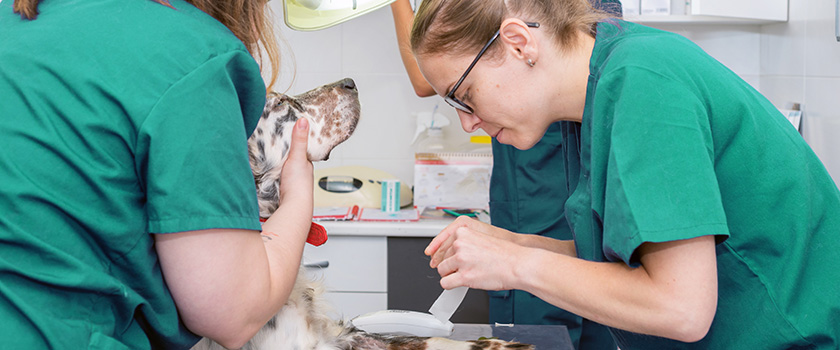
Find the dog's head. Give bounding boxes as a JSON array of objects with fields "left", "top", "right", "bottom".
[{"left": 249, "top": 78, "right": 360, "bottom": 218}]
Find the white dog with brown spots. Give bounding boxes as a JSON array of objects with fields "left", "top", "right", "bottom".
[{"left": 192, "top": 79, "right": 533, "bottom": 350}]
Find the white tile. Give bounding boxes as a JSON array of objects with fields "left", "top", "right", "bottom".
[
  {"left": 759, "top": 76, "right": 805, "bottom": 109},
  {"left": 800, "top": 77, "right": 840, "bottom": 185},
  {"left": 800, "top": 116, "right": 840, "bottom": 186},
  {"left": 759, "top": 0, "right": 807, "bottom": 76},
  {"left": 336, "top": 74, "right": 417, "bottom": 159},
  {"left": 654, "top": 24, "right": 762, "bottom": 76},
  {"left": 739, "top": 74, "right": 762, "bottom": 91},
  {"left": 802, "top": 77, "right": 840, "bottom": 119},
  {"left": 340, "top": 6, "right": 405, "bottom": 75},
  {"left": 804, "top": 0, "right": 840, "bottom": 77}
]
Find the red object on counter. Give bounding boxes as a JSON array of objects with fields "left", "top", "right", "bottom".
[{"left": 306, "top": 222, "right": 328, "bottom": 246}]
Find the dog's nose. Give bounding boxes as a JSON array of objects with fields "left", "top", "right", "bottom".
[{"left": 341, "top": 78, "right": 356, "bottom": 91}]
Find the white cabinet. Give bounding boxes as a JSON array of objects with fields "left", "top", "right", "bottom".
[
  {"left": 301, "top": 219, "right": 451, "bottom": 320},
  {"left": 302, "top": 235, "right": 388, "bottom": 320},
  {"left": 627, "top": 0, "right": 788, "bottom": 25},
  {"left": 689, "top": 0, "right": 787, "bottom": 22}
]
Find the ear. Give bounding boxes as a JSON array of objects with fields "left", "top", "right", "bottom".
[{"left": 498, "top": 19, "right": 538, "bottom": 64}]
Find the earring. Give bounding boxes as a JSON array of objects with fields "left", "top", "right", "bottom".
[{"left": 527, "top": 58, "right": 535, "bottom": 67}]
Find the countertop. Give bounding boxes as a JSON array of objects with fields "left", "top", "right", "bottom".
[
  {"left": 318, "top": 209, "right": 457, "bottom": 237},
  {"left": 319, "top": 218, "right": 452, "bottom": 237}
]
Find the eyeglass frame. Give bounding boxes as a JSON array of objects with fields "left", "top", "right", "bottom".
[{"left": 444, "top": 21, "right": 540, "bottom": 114}]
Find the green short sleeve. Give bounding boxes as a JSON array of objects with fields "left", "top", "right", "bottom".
[
  {"left": 592, "top": 66, "right": 730, "bottom": 265},
  {"left": 137, "top": 51, "right": 266, "bottom": 234}
]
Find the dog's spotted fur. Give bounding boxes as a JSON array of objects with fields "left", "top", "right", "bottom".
[
  {"left": 249, "top": 78, "right": 360, "bottom": 218},
  {"left": 191, "top": 79, "right": 533, "bottom": 350}
]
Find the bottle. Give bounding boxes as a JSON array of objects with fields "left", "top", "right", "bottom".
[{"left": 412, "top": 109, "right": 451, "bottom": 154}]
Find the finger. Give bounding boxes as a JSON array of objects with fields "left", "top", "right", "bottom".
[
  {"left": 287, "top": 118, "right": 310, "bottom": 162},
  {"left": 439, "top": 271, "right": 463, "bottom": 290},
  {"left": 425, "top": 217, "right": 473, "bottom": 256},
  {"left": 430, "top": 229, "right": 459, "bottom": 268},
  {"left": 425, "top": 230, "right": 451, "bottom": 257}
]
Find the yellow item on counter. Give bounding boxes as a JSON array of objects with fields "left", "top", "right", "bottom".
[{"left": 470, "top": 136, "right": 492, "bottom": 144}]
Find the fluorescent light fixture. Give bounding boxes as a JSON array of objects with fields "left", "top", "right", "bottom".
[{"left": 284, "top": 0, "right": 396, "bottom": 31}]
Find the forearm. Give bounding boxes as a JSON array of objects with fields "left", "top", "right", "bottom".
[
  {"left": 256, "top": 186, "right": 313, "bottom": 314},
  {"left": 513, "top": 233, "right": 577, "bottom": 257},
  {"left": 390, "top": 0, "right": 436, "bottom": 97},
  {"left": 511, "top": 237, "right": 717, "bottom": 342}
]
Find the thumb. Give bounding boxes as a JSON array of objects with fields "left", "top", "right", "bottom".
[{"left": 287, "top": 118, "right": 310, "bottom": 161}]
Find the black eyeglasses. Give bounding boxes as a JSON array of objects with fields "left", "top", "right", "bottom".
[{"left": 444, "top": 22, "right": 540, "bottom": 114}]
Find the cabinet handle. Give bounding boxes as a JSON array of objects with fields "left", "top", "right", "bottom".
[{"left": 303, "top": 260, "right": 330, "bottom": 268}]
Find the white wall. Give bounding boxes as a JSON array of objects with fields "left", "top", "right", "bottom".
[
  {"left": 760, "top": 0, "right": 840, "bottom": 186},
  {"left": 268, "top": 2, "right": 471, "bottom": 185},
  {"left": 268, "top": 1, "right": 839, "bottom": 187}
]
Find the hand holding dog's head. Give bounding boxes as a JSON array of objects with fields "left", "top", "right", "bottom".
[{"left": 249, "top": 78, "right": 361, "bottom": 218}]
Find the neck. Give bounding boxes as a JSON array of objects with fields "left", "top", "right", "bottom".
[{"left": 550, "top": 31, "right": 596, "bottom": 124}]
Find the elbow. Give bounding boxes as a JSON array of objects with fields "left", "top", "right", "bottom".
[
  {"left": 671, "top": 316, "right": 713, "bottom": 343},
  {"left": 183, "top": 313, "right": 265, "bottom": 349},
  {"left": 214, "top": 334, "right": 255, "bottom": 350},
  {"left": 665, "top": 302, "right": 716, "bottom": 343}
]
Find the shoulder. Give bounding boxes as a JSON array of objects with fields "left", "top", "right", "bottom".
[
  {"left": 113, "top": 0, "right": 250, "bottom": 61},
  {"left": 591, "top": 20, "right": 711, "bottom": 78}
]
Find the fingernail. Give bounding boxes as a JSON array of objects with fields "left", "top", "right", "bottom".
[{"left": 298, "top": 118, "right": 309, "bottom": 129}]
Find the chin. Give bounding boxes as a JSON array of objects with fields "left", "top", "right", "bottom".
[
  {"left": 505, "top": 134, "right": 541, "bottom": 151},
  {"left": 492, "top": 128, "right": 543, "bottom": 150}
]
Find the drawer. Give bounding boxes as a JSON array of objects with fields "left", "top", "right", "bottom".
[
  {"left": 303, "top": 235, "right": 387, "bottom": 292},
  {"left": 320, "top": 292, "right": 387, "bottom": 320}
]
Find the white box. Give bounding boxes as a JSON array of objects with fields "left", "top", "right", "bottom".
[
  {"left": 622, "top": 0, "right": 641, "bottom": 16},
  {"left": 641, "top": 0, "right": 670, "bottom": 15},
  {"left": 414, "top": 152, "right": 492, "bottom": 210}
]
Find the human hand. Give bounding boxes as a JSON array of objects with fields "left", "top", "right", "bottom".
[
  {"left": 424, "top": 216, "right": 525, "bottom": 290},
  {"left": 276, "top": 118, "right": 314, "bottom": 226}
]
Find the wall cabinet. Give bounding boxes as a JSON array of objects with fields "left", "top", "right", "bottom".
[{"left": 628, "top": 0, "right": 788, "bottom": 25}]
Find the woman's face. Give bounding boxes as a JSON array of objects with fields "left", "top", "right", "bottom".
[{"left": 417, "top": 49, "right": 553, "bottom": 150}]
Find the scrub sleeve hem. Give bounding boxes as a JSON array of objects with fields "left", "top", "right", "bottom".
[
  {"left": 618, "top": 222, "right": 729, "bottom": 266},
  {"left": 149, "top": 215, "right": 262, "bottom": 234}
]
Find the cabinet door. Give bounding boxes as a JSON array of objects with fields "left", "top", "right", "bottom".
[
  {"left": 691, "top": 0, "right": 787, "bottom": 21},
  {"left": 302, "top": 235, "right": 387, "bottom": 293}
]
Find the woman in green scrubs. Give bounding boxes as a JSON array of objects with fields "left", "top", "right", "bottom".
[
  {"left": 0, "top": 1, "right": 312, "bottom": 349},
  {"left": 390, "top": 1, "right": 617, "bottom": 348},
  {"left": 411, "top": 0, "right": 840, "bottom": 348}
]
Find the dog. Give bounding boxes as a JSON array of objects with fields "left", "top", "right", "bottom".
[{"left": 191, "top": 79, "right": 534, "bottom": 350}]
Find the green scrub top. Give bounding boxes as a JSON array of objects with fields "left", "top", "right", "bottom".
[
  {"left": 561, "top": 19, "right": 840, "bottom": 349},
  {"left": 489, "top": 125, "right": 615, "bottom": 350},
  {"left": 0, "top": 0, "right": 266, "bottom": 349},
  {"left": 486, "top": 2, "right": 622, "bottom": 350}
]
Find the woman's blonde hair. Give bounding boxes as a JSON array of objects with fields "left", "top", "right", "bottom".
[
  {"left": 410, "top": 0, "right": 612, "bottom": 59},
  {"left": 13, "top": 0, "right": 281, "bottom": 91}
]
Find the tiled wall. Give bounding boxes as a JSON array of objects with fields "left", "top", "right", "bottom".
[
  {"left": 268, "top": 1, "right": 839, "bottom": 187},
  {"left": 268, "top": 2, "right": 467, "bottom": 185},
  {"left": 761, "top": 0, "right": 840, "bottom": 185}
]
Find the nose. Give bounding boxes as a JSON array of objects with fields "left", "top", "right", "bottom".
[
  {"left": 341, "top": 78, "right": 356, "bottom": 90},
  {"left": 457, "top": 110, "right": 481, "bottom": 133}
]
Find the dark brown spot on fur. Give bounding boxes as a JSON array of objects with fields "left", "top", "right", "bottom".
[{"left": 386, "top": 337, "right": 428, "bottom": 350}]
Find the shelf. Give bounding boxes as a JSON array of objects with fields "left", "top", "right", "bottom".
[{"left": 626, "top": 15, "right": 787, "bottom": 25}]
